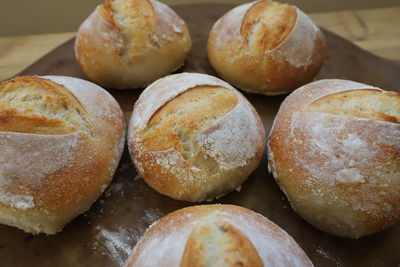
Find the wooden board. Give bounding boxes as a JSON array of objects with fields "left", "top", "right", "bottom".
[{"left": 1, "top": 4, "right": 399, "bottom": 267}]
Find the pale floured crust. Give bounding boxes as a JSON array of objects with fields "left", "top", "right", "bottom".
[
  {"left": 207, "top": 0, "right": 325, "bottom": 95},
  {"left": 125, "top": 204, "right": 313, "bottom": 267},
  {"left": 0, "top": 76, "right": 125, "bottom": 234},
  {"left": 268, "top": 79, "right": 400, "bottom": 238},
  {"left": 75, "top": 0, "right": 191, "bottom": 89},
  {"left": 128, "top": 73, "right": 265, "bottom": 202}
]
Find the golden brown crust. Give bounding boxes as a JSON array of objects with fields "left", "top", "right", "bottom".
[
  {"left": 75, "top": 0, "right": 191, "bottom": 89},
  {"left": 180, "top": 221, "right": 263, "bottom": 267},
  {"left": 207, "top": 1, "right": 325, "bottom": 95},
  {"left": 128, "top": 73, "right": 265, "bottom": 202},
  {"left": 241, "top": 1, "right": 296, "bottom": 52},
  {"left": 142, "top": 86, "right": 237, "bottom": 151},
  {"left": 0, "top": 76, "right": 90, "bottom": 135},
  {"left": 0, "top": 76, "right": 125, "bottom": 234},
  {"left": 125, "top": 205, "right": 313, "bottom": 267},
  {"left": 100, "top": 0, "right": 118, "bottom": 28},
  {"left": 307, "top": 89, "right": 400, "bottom": 123},
  {"left": 268, "top": 79, "right": 400, "bottom": 238}
]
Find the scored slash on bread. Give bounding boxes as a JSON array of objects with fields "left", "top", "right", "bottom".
[
  {"left": 0, "top": 76, "right": 91, "bottom": 135},
  {"left": 306, "top": 89, "right": 400, "bottom": 123},
  {"left": 0, "top": 76, "right": 125, "bottom": 234},
  {"left": 180, "top": 220, "right": 263, "bottom": 267},
  {"left": 241, "top": 1, "right": 296, "bottom": 52}
]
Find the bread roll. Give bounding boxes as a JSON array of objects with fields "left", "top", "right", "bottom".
[
  {"left": 0, "top": 76, "right": 125, "bottom": 234},
  {"left": 268, "top": 79, "right": 400, "bottom": 238},
  {"left": 128, "top": 73, "right": 265, "bottom": 202},
  {"left": 207, "top": 1, "right": 325, "bottom": 95},
  {"left": 125, "top": 204, "right": 313, "bottom": 266},
  {"left": 75, "top": 0, "right": 191, "bottom": 89}
]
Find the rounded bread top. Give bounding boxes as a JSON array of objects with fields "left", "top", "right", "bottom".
[
  {"left": 269, "top": 79, "right": 400, "bottom": 185},
  {"left": 126, "top": 204, "right": 313, "bottom": 266},
  {"left": 129, "top": 72, "right": 265, "bottom": 172},
  {"left": 210, "top": 0, "right": 321, "bottom": 69}
]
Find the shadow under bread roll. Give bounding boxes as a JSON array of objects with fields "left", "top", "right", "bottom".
[{"left": 0, "top": 76, "right": 125, "bottom": 234}]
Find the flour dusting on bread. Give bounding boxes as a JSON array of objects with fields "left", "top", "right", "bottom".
[
  {"left": 0, "top": 192, "right": 34, "bottom": 210},
  {"left": 212, "top": 2, "right": 254, "bottom": 49},
  {"left": 270, "top": 8, "right": 317, "bottom": 68},
  {"left": 196, "top": 99, "right": 261, "bottom": 170}
]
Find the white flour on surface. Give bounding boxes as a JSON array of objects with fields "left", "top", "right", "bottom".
[
  {"left": 316, "top": 247, "right": 342, "bottom": 266},
  {"left": 95, "top": 226, "right": 134, "bottom": 266},
  {"left": 142, "top": 208, "right": 163, "bottom": 225},
  {"left": 94, "top": 208, "right": 163, "bottom": 265}
]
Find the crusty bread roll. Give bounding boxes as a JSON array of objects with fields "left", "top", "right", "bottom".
[
  {"left": 207, "top": 1, "right": 325, "bottom": 95},
  {"left": 128, "top": 73, "right": 265, "bottom": 202},
  {"left": 125, "top": 204, "right": 313, "bottom": 266},
  {"left": 0, "top": 76, "right": 125, "bottom": 234},
  {"left": 75, "top": 0, "right": 191, "bottom": 89},
  {"left": 268, "top": 79, "right": 400, "bottom": 238}
]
